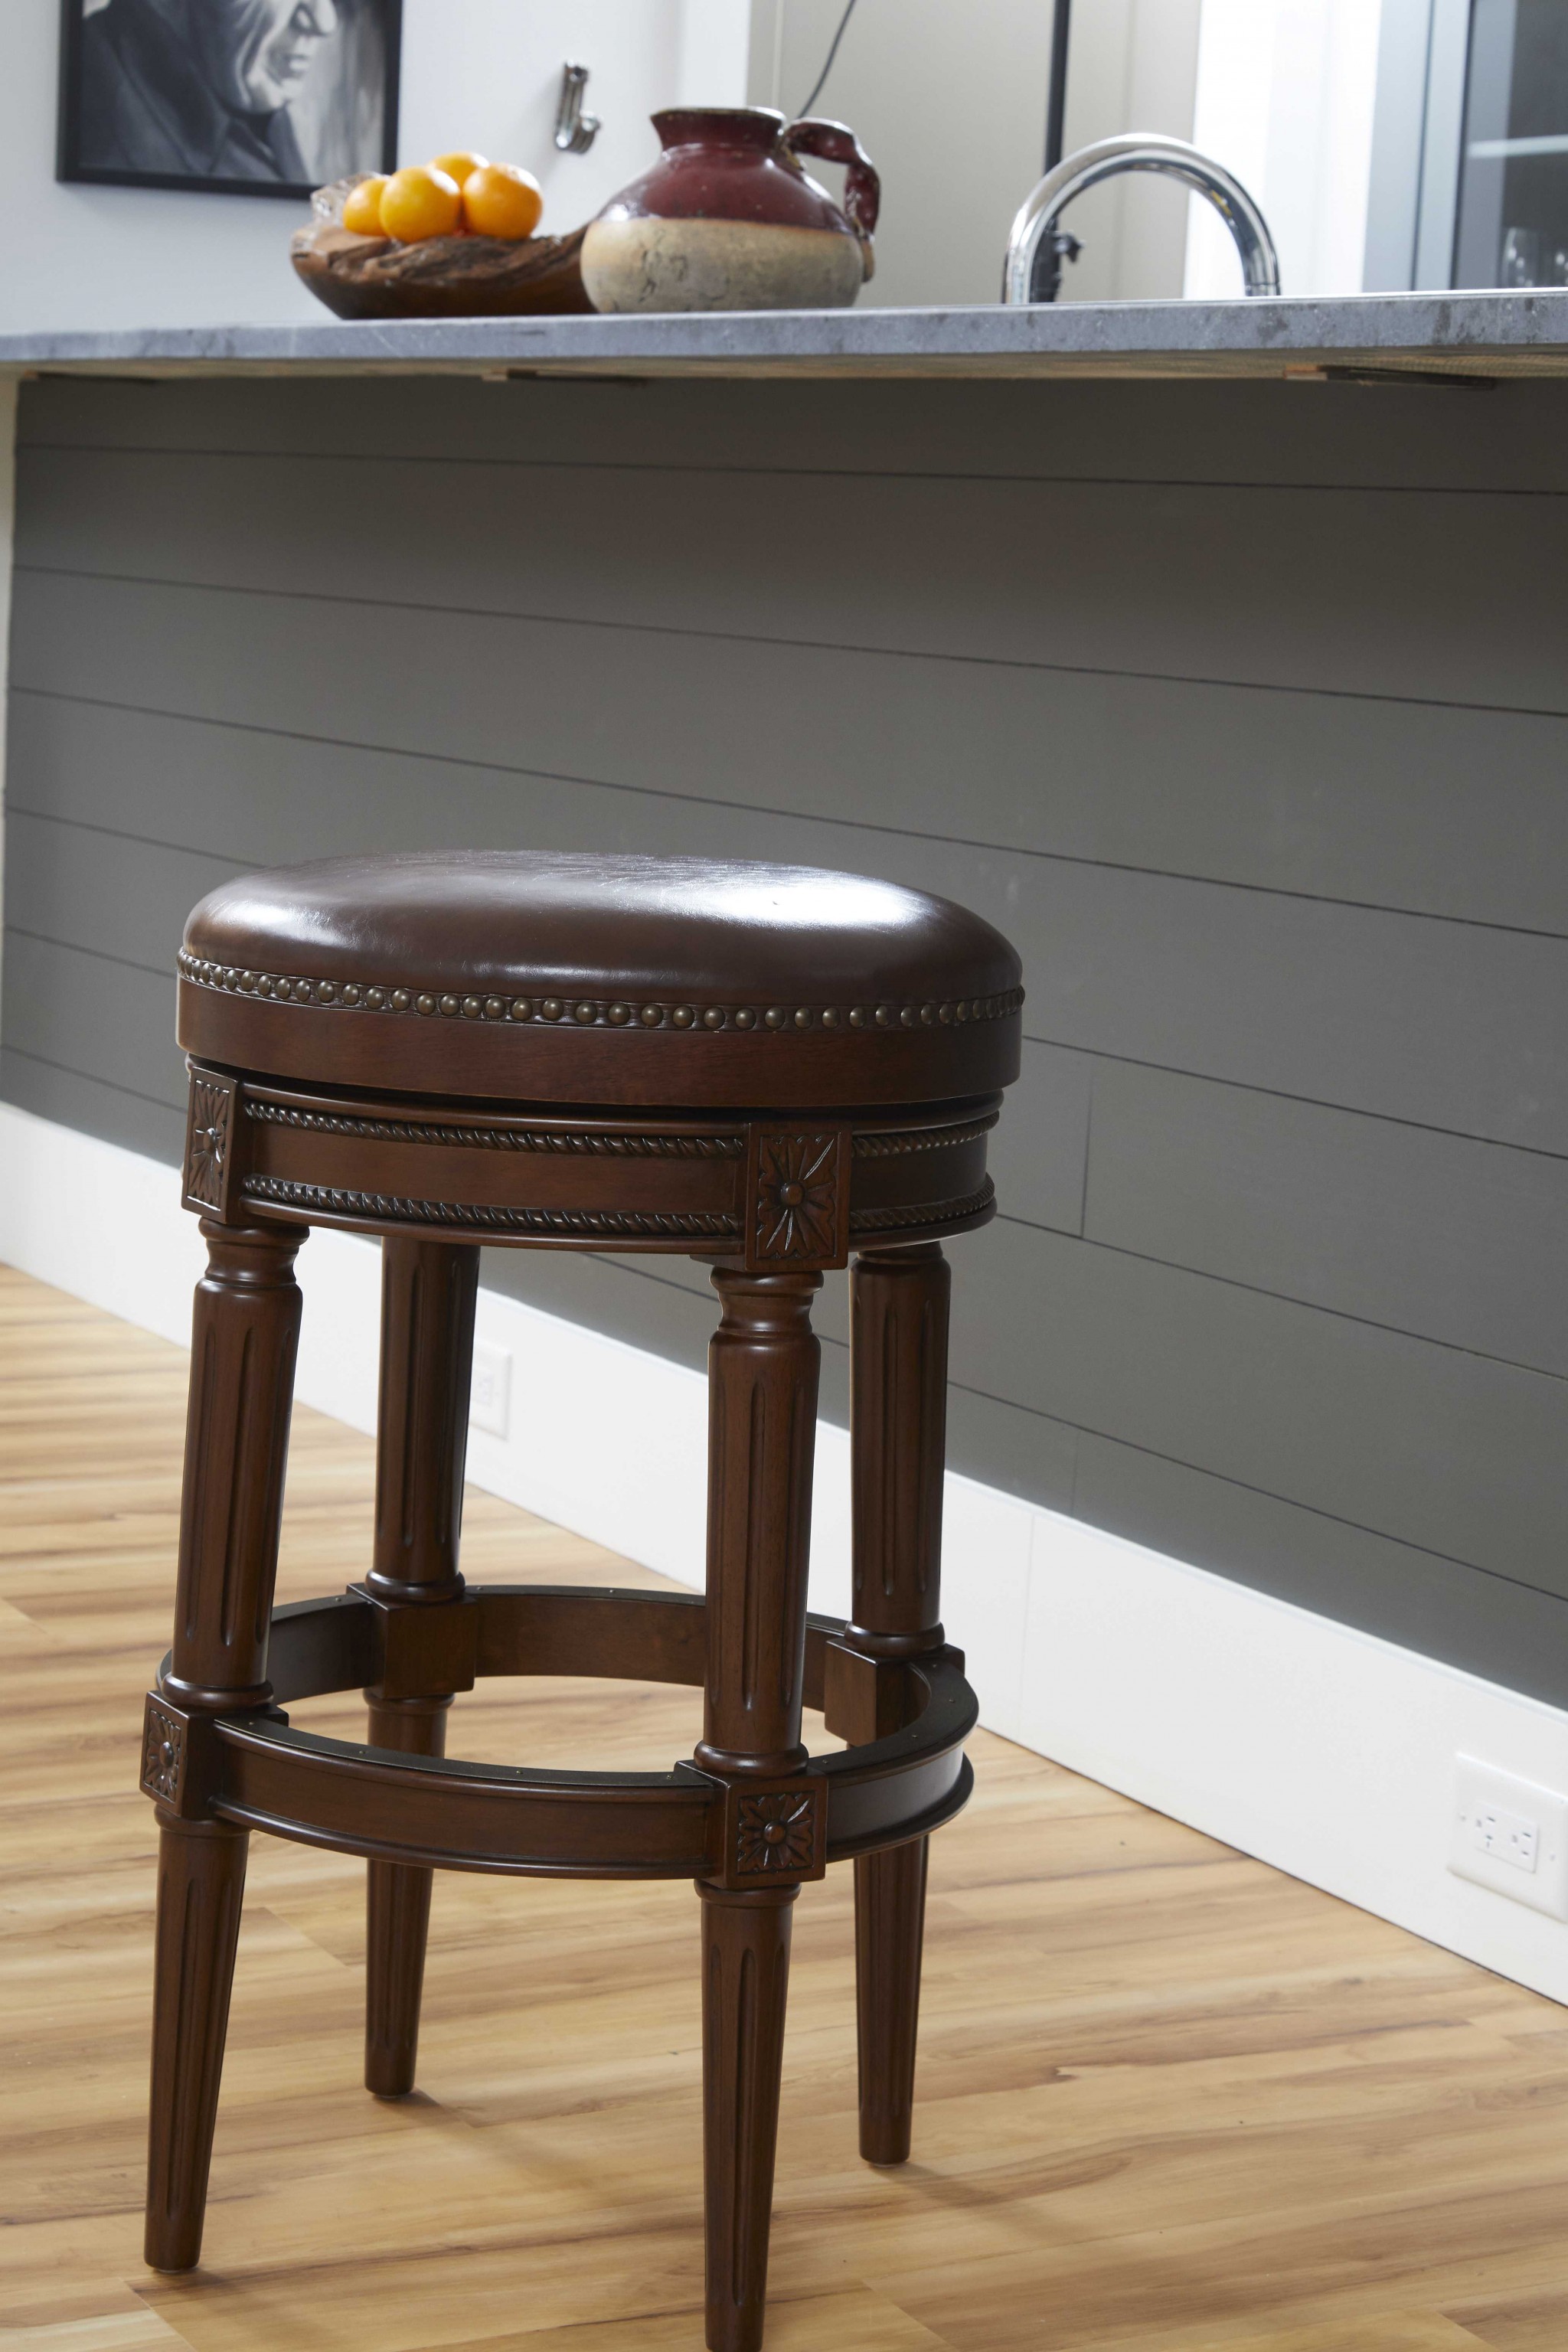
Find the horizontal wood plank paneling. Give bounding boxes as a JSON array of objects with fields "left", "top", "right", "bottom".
[
  {"left": 2, "top": 807, "right": 235, "bottom": 975},
  {"left": 0, "top": 1042, "right": 186, "bottom": 1165},
  {"left": 1084, "top": 1061, "right": 1568, "bottom": 1377},
  {"left": 1067, "top": 1429, "right": 1568, "bottom": 1713},
  {"left": 6, "top": 369, "right": 1566, "bottom": 1700},
  {"left": 11, "top": 590, "right": 1566, "bottom": 1155},
  {"left": 951, "top": 1220, "right": 1568, "bottom": 1593},
  {"left": 21, "top": 369, "right": 1568, "bottom": 495},
  {"left": 16, "top": 443, "right": 1568, "bottom": 710},
  {"left": 12, "top": 621, "right": 1568, "bottom": 935},
  {"left": 2, "top": 929, "right": 185, "bottom": 1117}
]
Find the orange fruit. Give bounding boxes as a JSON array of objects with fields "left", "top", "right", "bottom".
[
  {"left": 430, "top": 149, "right": 488, "bottom": 186},
  {"left": 379, "top": 165, "right": 462, "bottom": 243},
  {"left": 462, "top": 162, "right": 544, "bottom": 241},
  {"left": 341, "top": 175, "right": 387, "bottom": 236}
]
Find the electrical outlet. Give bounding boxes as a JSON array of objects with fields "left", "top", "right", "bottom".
[
  {"left": 1449, "top": 1756, "right": 1568, "bottom": 1919},
  {"left": 469, "top": 1339, "right": 511, "bottom": 1440}
]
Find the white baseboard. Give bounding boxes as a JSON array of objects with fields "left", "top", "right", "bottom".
[{"left": 5, "top": 1098, "right": 1567, "bottom": 2006}]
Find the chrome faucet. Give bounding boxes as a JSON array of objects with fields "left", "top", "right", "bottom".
[{"left": 1004, "top": 132, "right": 1279, "bottom": 304}]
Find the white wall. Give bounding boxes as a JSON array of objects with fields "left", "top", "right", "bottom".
[
  {"left": 0, "top": 377, "right": 12, "bottom": 1040},
  {"left": 753, "top": 0, "right": 1059, "bottom": 310},
  {"left": 1185, "top": 0, "right": 1384, "bottom": 299},
  {"left": 0, "top": 1, "right": 746, "bottom": 333},
  {"left": 1058, "top": 0, "right": 1204, "bottom": 303}
]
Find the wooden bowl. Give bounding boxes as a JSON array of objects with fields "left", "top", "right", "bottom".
[
  {"left": 291, "top": 221, "right": 593, "bottom": 320},
  {"left": 291, "top": 177, "right": 594, "bottom": 320}
]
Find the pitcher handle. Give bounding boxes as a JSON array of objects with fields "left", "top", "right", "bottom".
[{"left": 782, "top": 116, "right": 881, "bottom": 240}]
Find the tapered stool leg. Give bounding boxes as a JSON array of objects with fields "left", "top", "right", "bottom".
[
  {"left": 701, "top": 1883, "right": 798, "bottom": 2350},
  {"left": 847, "top": 1242, "right": 950, "bottom": 2166},
  {"left": 363, "top": 1239, "right": 478, "bottom": 2097},
  {"left": 697, "top": 1268, "right": 821, "bottom": 2352},
  {"left": 146, "top": 1220, "right": 303, "bottom": 2272}
]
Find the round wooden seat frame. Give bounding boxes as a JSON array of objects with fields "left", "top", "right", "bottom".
[{"left": 141, "top": 854, "right": 1021, "bottom": 2352}]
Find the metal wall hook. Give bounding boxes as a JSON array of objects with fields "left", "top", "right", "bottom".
[{"left": 555, "top": 63, "right": 600, "bottom": 156}]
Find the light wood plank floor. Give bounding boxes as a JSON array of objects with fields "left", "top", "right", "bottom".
[{"left": 4, "top": 1260, "right": 1568, "bottom": 2352}]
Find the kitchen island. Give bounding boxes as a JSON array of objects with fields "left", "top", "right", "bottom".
[{"left": 2, "top": 291, "right": 1566, "bottom": 1978}]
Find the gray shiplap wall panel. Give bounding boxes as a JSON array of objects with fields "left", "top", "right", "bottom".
[
  {"left": 18, "top": 444, "right": 1568, "bottom": 712},
  {"left": 0, "top": 1044, "right": 185, "bottom": 1164},
  {"left": 21, "top": 371, "right": 1568, "bottom": 496},
  {"left": 8, "top": 370, "right": 1568, "bottom": 1706},
  {"left": 3, "top": 809, "right": 236, "bottom": 979},
  {"left": 3, "top": 932, "right": 183, "bottom": 1112},
  {"left": 1083, "top": 1061, "right": 1568, "bottom": 1377},
  {"left": 13, "top": 618, "right": 1568, "bottom": 936},
  {"left": 952, "top": 1219, "right": 1568, "bottom": 1591},
  {"left": 11, "top": 598, "right": 1567, "bottom": 1155},
  {"left": 1067, "top": 1432, "right": 1568, "bottom": 1712}
]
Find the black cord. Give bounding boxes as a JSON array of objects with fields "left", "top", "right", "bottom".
[
  {"left": 798, "top": 0, "right": 861, "bottom": 118},
  {"left": 1044, "top": 0, "right": 1072, "bottom": 168}
]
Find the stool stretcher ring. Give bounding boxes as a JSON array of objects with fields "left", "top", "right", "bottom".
[{"left": 142, "top": 1587, "right": 977, "bottom": 1890}]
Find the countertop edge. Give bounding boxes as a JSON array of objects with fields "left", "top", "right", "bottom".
[{"left": 5, "top": 290, "right": 1568, "bottom": 380}]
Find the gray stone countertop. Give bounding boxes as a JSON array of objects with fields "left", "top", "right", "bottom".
[{"left": 4, "top": 289, "right": 1568, "bottom": 381}]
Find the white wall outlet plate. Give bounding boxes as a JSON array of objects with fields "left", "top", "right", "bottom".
[
  {"left": 1450, "top": 1756, "right": 1568, "bottom": 1919},
  {"left": 469, "top": 1338, "right": 512, "bottom": 1440}
]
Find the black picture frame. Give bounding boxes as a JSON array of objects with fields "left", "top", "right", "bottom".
[{"left": 57, "top": 0, "right": 403, "bottom": 201}]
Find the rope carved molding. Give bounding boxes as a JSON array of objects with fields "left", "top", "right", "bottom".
[
  {"left": 246, "top": 1102, "right": 746, "bottom": 1158},
  {"left": 238, "top": 1172, "right": 996, "bottom": 1248},
  {"left": 243, "top": 1099, "right": 996, "bottom": 1162},
  {"left": 240, "top": 1175, "right": 741, "bottom": 1241}
]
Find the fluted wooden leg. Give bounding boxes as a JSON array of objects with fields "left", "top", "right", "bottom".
[
  {"left": 145, "top": 1220, "right": 303, "bottom": 2272},
  {"left": 848, "top": 1243, "right": 949, "bottom": 2167},
  {"left": 145, "top": 1819, "right": 249, "bottom": 2272},
  {"left": 363, "top": 1239, "right": 478, "bottom": 2097},
  {"left": 697, "top": 1267, "right": 821, "bottom": 2352}
]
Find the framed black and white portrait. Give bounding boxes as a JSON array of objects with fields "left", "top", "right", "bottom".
[{"left": 57, "top": 0, "right": 402, "bottom": 198}]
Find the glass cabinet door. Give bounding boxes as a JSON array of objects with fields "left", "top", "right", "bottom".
[{"left": 1455, "top": 0, "right": 1568, "bottom": 286}]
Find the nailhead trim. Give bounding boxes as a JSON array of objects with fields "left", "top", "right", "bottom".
[{"left": 179, "top": 951, "right": 1022, "bottom": 1037}]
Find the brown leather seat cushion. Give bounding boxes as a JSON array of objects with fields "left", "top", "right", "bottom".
[{"left": 179, "top": 851, "right": 1023, "bottom": 1109}]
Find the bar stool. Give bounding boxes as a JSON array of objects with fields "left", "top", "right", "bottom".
[{"left": 142, "top": 850, "right": 1021, "bottom": 2352}]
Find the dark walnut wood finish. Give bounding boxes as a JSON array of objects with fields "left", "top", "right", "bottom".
[
  {"left": 146, "top": 1219, "right": 302, "bottom": 2272},
  {"left": 362, "top": 1238, "right": 478, "bottom": 2098},
  {"left": 145, "top": 851, "right": 1021, "bottom": 2351}
]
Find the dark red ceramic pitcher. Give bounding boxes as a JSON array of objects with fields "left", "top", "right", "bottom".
[{"left": 581, "top": 106, "right": 880, "bottom": 313}]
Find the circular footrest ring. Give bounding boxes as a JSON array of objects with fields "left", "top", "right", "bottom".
[{"left": 142, "top": 1586, "right": 976, "bottom": 1885}]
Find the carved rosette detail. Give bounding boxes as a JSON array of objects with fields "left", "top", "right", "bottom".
[
  {"left": 752, "top": 1132, "right": 846, "bottom": 1264},
  {"left": 735, "top": 1788, "right": 819, "bottom": 1878},
  {"left": 142, "top": 1697, "right": 186, "bottom": 1807},
  {"left": 183, "top": 1076, "right": 234, "bottom": 1211}
]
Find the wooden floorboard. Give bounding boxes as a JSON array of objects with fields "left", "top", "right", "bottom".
[{"left": 1, "top": 1259, "right": 1566, "bottom": 2350}]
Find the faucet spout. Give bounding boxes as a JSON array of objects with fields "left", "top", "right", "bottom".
[{"left": 1004, "top": 132, "right": 1279, "bottom": 304}]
